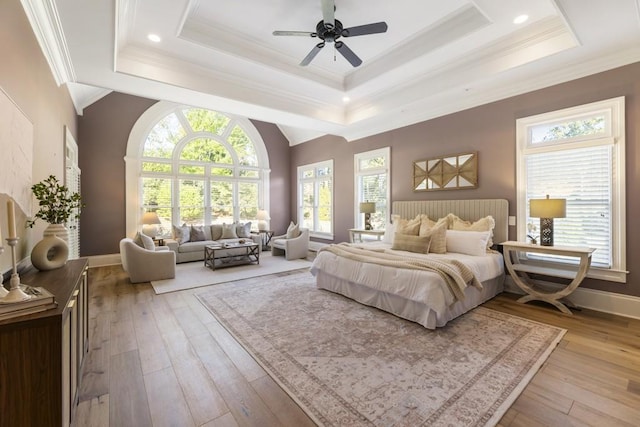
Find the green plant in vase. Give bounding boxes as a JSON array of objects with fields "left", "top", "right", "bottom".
[{"left": 27, "top": 175, "right": 84, "bottom": 239}]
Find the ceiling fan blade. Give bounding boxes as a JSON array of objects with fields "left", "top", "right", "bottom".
[
  {"left": 300, "top": 43, "right": 325, "bottom": 66},
  {"left": 321, "top": 0, "right": 335, "bottom": 28},
  {"left": 335, "top": 41, "right": 362, "bottom": 67},
  {"left": 342, "top": 22, "right": 388, "bottom": 37},
  {"left": 273, "top": 30, "right": 316, "bottom": 37}
]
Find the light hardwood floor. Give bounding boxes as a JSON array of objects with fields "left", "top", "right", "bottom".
[{"left": 75, "top": 265, "right": 640, "bottom": 427}]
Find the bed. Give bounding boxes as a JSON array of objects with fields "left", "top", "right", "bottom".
[{"left": 310, "top": 199, "right": 509, "bottom": 329}]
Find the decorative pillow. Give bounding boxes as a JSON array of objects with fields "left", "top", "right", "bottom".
[
  {"left": 450, "top": 215, "right": 496, "bottom": 248},
  {"left": 395, "top": 217, "right": 420, "bottom": 236},
  {"left": 424, "top": 222, "right": 447, "bottom": 254},
  {"left": 221, "top": 223, "right": 238, "bottom": 239},
  {"left": 172, "top": 224, "right": 191, "bottom": 244},
  {"left": 139, "top": 232, "right": 155, "bottom": 250},
  {"left": 210, "top": 224, "right": 223, "bottom": 241},
  {"left": 446, "top": 230, "right": 490, "bottom": 256},
  {"left": 286, "top": 221, "right": 300, "bottom": 239},
  {"left": 382, "top": 221, "right": 397, "bottom": 244},
  {"left": 392, "top": 233, "right": 431, "bottom": 254},
  {"left": 236, "top": 222, "right": 252, "bottom": 238},
  {"left": 418, "top": 215, "right": 449, "bottom": 237},
  {"left": 133, "top": 232, "right": 144, "bottom": 248},
  {"left": 190, "top": 225, "right": 206, "bottom": 242}
]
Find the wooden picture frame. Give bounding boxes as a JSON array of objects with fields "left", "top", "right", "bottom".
[{"left": 413, "top": 151, "right": 478, "bottom": 191}]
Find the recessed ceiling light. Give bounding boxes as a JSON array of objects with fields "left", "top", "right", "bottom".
[
  {"left": 342, "top": 96, "right": 350, "bottom": 103},
  {"left": 513, "top": 14, "right": 529, "bottom": 24},
  {"left": 147, "top": 33, "right": 161, "bottom": 43}
]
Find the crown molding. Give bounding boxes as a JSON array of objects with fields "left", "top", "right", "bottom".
[{"left": 20, "top": 0, "right": 75, "bottom": 85}]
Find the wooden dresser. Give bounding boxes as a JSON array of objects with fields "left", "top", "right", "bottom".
[{"left": 0, "top": 258, "right": 89, "bottom": 427}]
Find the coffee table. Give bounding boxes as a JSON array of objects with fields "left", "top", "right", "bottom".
[{"left": 204, "top": 242, "right": 260, "bottom": 270}]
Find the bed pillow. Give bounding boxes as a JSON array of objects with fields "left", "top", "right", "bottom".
[
  {"left": 221, "top": 223, "right": 238, "bottom": 239},
  {"left": 236, "top": 222, "right": 252, "bottom": 238},
  {"left": 418, "top": 215, "right": 450, "bottom": 237},
  {"left": 446, "top": 230, "right": 491, "bottom": 256},
  {"left": 423, "top": 222, "right": 447, "bottom": 254},
  {"left": 286, "top": 221, "right": 301, "bottom": 239},
  {"left": 392, "top": 233, "right": 431, "bottom": 254},
  {"left": 382, "top": 221, "right": 397, "bottom": 244},
  {"left": 450, "top": 215, "right": 496, "bottom": 248},
  {"left": 395, "top": 217, "right": 421, "bottom": 235},
  {"left": 190, "top": 225, "right": 206, "bottom": 242},
  {"left": 172, "top": 224, "right": 191, "bottom": 244}
]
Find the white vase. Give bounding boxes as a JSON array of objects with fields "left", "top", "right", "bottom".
[
  {"left": 43, "top": 223, "right": 69, "bottom": 244},
  {"left": 31, "top": 235, "right": 69, "bottom": 270}
]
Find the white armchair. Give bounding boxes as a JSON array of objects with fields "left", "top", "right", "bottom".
[
  {"left": 119, "top": 238, "right": 176, "bottom": 283},
  {"left": 271, "top": 227, "right": 310, "bottom": 260}
]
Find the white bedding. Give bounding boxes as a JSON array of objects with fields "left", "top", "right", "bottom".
[{"left": 310, "top": 242, "right": 505, "bottom": 329}]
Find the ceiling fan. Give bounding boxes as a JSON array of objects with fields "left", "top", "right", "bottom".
[{"left": 272, "top": 0, "right": 388, "bottom": 67}]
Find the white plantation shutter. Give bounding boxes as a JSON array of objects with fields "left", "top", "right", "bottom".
[
  {"left": 525, "top": 145, "right": 612, "bottom": 267},
  {"left": 297, "top": 160, "right": 333, "bottom": 238},
  {"left": 355, "top": 148, "right": 390, "bottom": 230}
]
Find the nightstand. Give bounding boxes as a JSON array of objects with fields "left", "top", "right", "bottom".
[
  {"left": 501, "top": 241, "right": 595, "bottom": 314},
  {"left": 348, "top": 229, "right": 385, "bottom": 243}
]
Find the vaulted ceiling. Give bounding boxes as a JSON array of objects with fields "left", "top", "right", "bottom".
[{"left": 24, "top": 0, "right": 640, "bottom": 144}]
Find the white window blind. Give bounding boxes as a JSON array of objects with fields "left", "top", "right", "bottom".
[
  {"left": 525, "top": 145, "right": 612, "bottom": 267},
  {"left": 354, "top": 147, "right": 390, "bottom": 230}
]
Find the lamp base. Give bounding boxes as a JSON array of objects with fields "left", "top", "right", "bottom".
[
  {"left": 258, "top": 220, "right": 267, "bottom": 231},
  {"left": 364, "top": 213, "right": 372, "bottom": 231},
  {"left": 539, "top": 218, "right": 554, "bottom": 246},
  {"left": 142, "top": 224, "right": 158, "bottom": 238}
]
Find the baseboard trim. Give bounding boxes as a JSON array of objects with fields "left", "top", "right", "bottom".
[
  {"left": 504, "top": 277, "right": 640, "bottom": 321},
  {"left": 87, "top": 253, "right": 121, "bottom": 268}
]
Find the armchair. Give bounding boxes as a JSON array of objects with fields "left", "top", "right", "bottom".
[
  {"left": 271, "top": 227, "right": 310, "bottom": 260},
  {"left": 119, "top": 238, "right": 176, "bottom": 283}
]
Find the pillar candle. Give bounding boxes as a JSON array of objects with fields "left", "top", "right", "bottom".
[{"left": 7, "top": 200, "right": 16, "bottom": 239}]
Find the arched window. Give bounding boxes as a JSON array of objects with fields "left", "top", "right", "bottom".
[{"left": 125, "top": 102, "right": 270, "bottom": 237}]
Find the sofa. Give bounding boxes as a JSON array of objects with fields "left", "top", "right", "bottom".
[{"left": 165, "top": 223, "right": 262, "bottom": 263}]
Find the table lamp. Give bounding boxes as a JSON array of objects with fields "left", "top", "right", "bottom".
[
  {"left": 359, "top": 202, "right": 376, "bottom": 230},
  {"left": 529, "top": 195, "right": 566, "bottom": 246},
  {"left": 141, "top": 211, "right": 161, "bottom": 238},
  {"left": 256, "top": 210, "right": 270, "bottom": 231}
]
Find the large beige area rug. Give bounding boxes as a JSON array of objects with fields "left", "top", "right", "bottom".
[
  {"left": 196, "top": 271, "right": 566, "bottom": 427},
  {"left": 151, "top": 253, "right": 312, "bottom": 294}
]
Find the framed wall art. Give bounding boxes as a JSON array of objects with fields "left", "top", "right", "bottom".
[{"left": 413, "top": 151, "right": 477, "bottom": 192}]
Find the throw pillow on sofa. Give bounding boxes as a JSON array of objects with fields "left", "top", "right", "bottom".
[
  {"left": 211, "top": 224, "right": 223, "bottom": 240},
  {"left": 236, "top": 222, "right": 252, "bottom": 238},
  {"left": 190, "top": 225, "right": 206, "bottom": 242},
  {"left": 221, "top": 223, "right": 238, "bottom": 239},
  {"left": 172, "top": 224, "right": 191, "bottom": 244}
]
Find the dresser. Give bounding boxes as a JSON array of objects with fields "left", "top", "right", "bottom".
[{"left": 0, "top": 258, "right": 90, "bottom": 427}]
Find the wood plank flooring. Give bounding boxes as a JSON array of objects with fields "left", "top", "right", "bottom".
[{"left": 75, "top": 265, "right": 640, "bottom": 426}]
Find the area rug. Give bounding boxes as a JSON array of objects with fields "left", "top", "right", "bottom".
[
  {"left": 196, "top": 271, "right": 566, "bottom": 427},
  {"left": 151, "top": 253, "right": 312, "bottom": 294}
]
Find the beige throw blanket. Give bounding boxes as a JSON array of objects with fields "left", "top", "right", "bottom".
[{"left": 319, "top": 243, "right": 482, "bottom": 302}]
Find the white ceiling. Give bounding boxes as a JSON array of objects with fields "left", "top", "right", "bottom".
[{"left": 25, "top": 0, "right": 640, "bottom": 144}]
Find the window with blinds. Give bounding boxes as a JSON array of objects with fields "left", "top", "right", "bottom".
[
  {"left": 516, "top": 97, "right": 626, "bottom": 282},
  {"left": 354, "top": 147, "right": 390, "bottom": 230},
  {"left": 298, "top": 160, "right": 333, "bottom": 239}
]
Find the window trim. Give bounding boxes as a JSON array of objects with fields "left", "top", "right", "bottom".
[
  {"left": 515, "top": 97, "right": 626, "bottom": 282},
  {"left": 297, "top": 159, "right": 334, "bottom": 240},
  {"left": 354, "top": 147, "right": 391, "bottom": 229},
  {"left": 125, "top": 101, "right": 270, "bottom": 237}
]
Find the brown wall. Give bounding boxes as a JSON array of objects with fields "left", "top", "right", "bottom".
[
  {"left": 0, "top": 0, "right": 78, "bottom": 274},
  {"left": 291, "top": 62, "right": 640, "bottom": 297},
  {"left": 78, "top": 95, "right": 292, "bottom": 256}
]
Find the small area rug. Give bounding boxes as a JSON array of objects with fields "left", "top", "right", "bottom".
[
  {"left": 196, "top": 271, "right": 566, "bottom": 427},
  {"left": 151, "top": 253, "right": 312, "bottom": 294}
]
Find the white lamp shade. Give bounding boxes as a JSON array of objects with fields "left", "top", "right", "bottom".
[
  {"left": 256, "top": 210, "right": 271, "bottom": 220},
  {"left": 141, "top": 211, "right": 161, "bottom": 238},
  {"left": 530, "top": 196, "right": 566, "bottom": 219},
  {"left": 141, "top": 211, "right": 161, "bottom": 225}
]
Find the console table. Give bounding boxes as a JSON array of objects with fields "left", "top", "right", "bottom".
[
  {"left": 349, "top": 229, "right": 385, "bottom": 243},
  {"left": 0, "top": 258, "right": 89, "bottom": 426},
  {"left": 502, "top": 241, "right": 595, "bottom": 314}
]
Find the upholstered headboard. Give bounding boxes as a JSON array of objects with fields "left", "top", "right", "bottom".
[{"left": 392, "top": 199, "right": 509, "bottom": 244}]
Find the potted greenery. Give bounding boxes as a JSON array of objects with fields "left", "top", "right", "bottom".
[{"left": 27, "top": 175, "right": 84, "bottom": 241}]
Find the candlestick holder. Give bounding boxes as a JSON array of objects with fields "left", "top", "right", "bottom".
[
  {"left": 0, "top": 244, "right": 6, "bottom": 298},
  {"left": 1, "top": 237, "right": 30, "bottom": 303}
]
